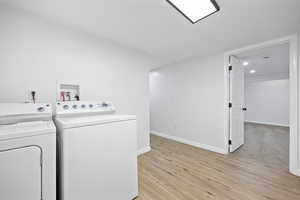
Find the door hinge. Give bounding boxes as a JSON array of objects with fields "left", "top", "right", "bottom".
[
  {"left": 229, "top": 140, "right": 232, "bottom": 145},
  {"left": 228, "top": 103, "right": 232, "bottom": 108},
  {"left": 228, "top": 66, "right": 232, "bottom": 71}
]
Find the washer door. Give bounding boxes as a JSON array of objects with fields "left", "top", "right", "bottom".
[{"left": 0, "top": 146, "right": 42, "bottom": 200}]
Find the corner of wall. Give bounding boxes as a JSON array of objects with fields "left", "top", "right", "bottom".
[{"left": 138, "top": 146, "right": 151, "bottom": 156}]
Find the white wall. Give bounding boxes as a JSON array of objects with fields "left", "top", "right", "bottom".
[
  {"left": 245, "top": 72, "right": 289, "bottom": 83},
  {"left": 150, "top": 54, "right": 227, "bottom": 153},
  {"left": 0, "top": 5, "right": 153, "bottom": 151},
  {"left": 298, "top": 32, "right": 300, "bottom": 174},
  {"left": 245, "top": 79, "right": 289, "bottom": 126}
]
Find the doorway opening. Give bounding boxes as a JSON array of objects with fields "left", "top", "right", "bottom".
[{"left": 224, "top": 35, "right": 299, "bottom": 176}]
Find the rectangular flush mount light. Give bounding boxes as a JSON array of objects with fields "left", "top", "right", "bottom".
[{"left": 167, "top": 0, "right": 220, "bottom": 24}]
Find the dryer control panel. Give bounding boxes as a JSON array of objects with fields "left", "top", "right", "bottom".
[
  {"left": 0, "top": 103, "right": 52, "bottom": 117},
  {"left": 55, "top": 101, "right": 115, "bottom": 116},
  {"left": 0, "top": 103, "right": 53, "bottom": 125}
]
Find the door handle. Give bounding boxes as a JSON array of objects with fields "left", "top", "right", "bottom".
[{"left": 242, "top": 108, "right": 247, "bottom": 111}]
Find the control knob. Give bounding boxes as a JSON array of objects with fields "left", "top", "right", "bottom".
[
  {"left": 37, "top": 107, "right": 45, "bottom": 112},
  {"left": 102, "top": 102, "right": 109, "bottom": 107},
  {"left": 63, "top": 105, "right": 69, "bottom": 110}
]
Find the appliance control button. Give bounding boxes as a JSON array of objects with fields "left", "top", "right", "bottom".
[
  {"left": 72, "top": 105, "right": 78, "bottom": 109},
  {"left": 37, "top": 107, "right": 45, "bottom": 112},
  {"left": 102, "top": 102, "right": 108, "bottom": 107},
  {"left": 81, "top": 104, "right": 86, "bottom": 108},
  {"left": 63, "top": 105, "right": 69, "bottom": 110},
  {"left": 89, "top": 104, "right": 94, "bottom": 108}
]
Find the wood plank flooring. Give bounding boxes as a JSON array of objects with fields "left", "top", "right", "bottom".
[{"left": 137, "top": 126, "right": 300, "bottom": 200}]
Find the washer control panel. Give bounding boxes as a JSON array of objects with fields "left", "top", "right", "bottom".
[{"left": 55, "top": 101, "right": 115, "bottom": 115}]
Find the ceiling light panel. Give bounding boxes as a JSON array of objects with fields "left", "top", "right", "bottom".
[
  {"left": 167, "top": 0, "right": 220, "bottom": 24},
  {"left": 243, "top": 61, "right": 249, "bottom": 66},
  {"left": 249, "top": 70, "right": 256, "bottom": 74}
]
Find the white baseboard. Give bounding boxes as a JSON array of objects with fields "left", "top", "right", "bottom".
[
  {"left": 137, "top": 146, "right": 151, "bottom": 156},
  {"left": 291, "top": 168, "right": 300, "bottom": 177},
  {"left": 297, "top": 169, "right": 300, "bottom": 176},
  {"left": 151, "top": 131, "right": 227, "bottom": 154},
  {"left": 294, "top": 168, "right": 300, "bottom": 176},
  {"left": 245, "top": 120, "right": 289, "bottom": 127}
]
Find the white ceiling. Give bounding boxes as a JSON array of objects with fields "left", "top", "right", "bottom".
[
  {"left": 237, "top": 43, "right": 289, "bottom": 78},
  {"left": 2, "top": 0, "right": 300, "bottom": 66}
]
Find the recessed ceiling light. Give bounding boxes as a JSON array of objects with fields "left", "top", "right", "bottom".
[
  {"left": 167, "top": 0, "right": 220, "bottom": 24},
  {"left": 249, "top": 69, "right": 256, "bottom": 74},
  {"left": 243, "top": 61, "right": 249, "bottom": 66},
  {"left": 151, "top": 72, "right": 160, "bottom": 77}
]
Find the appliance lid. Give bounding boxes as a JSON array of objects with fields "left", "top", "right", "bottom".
[
  {"left": 0, "top": 103, "right": 53, "bottom": 125},
  {"left": 0, "top": 121, "right": 56, "bottom": 141},
  {"left": 55, "top": 114, "right": 136, "bottom": 129}
]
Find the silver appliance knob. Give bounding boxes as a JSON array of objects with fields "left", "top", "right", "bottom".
[
  {"left": 37, "top": 107, "right": 45, "bottom": 112},
  {"left": 72, "top": 105, "right": 78, "bottom": 109},
  {"left": 89, "top": 104, "right": 94, "bottom": 108},
  {"left": 81, "top": 104, "right": 86, "bottom": 108},
  {"left": 63, "top": 105, "right": 69, "bottom": 110}
]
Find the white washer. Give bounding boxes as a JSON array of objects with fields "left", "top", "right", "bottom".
[
  {"left": 55, "top": 101, "right": 138, "bottom": 200},
  {"left": 0, "top": 103, "right": 56, "bottom": 200}
]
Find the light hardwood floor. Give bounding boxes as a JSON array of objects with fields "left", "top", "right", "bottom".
[{"left": 137, "top": 125, "right": 300, "bottom": 200}]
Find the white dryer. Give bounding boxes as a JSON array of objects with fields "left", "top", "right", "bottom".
[
  {"left": 0, "top": 103, "right": 56, "bottom": 200},
  {"left": 55, "top": 101, "right": 138, "bottom": 200}
]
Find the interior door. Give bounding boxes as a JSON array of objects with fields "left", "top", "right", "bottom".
[
  {"left": 0, "top": 146, "right": 42, "bottom": 200},
  {"left": 229, "top": 56, "right": 245, "bottom": 152}
]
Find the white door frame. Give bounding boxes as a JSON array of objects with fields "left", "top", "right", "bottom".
[{"left": 224, "top": 34, "right": 299, "bottom": 176}]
